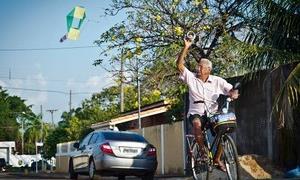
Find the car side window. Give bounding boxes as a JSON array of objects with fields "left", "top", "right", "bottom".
[
  {"left": 95, "top": 133, "right": 104, "bottom": 144},
  {"left": 88, "top": 133, "right": 98, "bottom": 145},
  {"left": 79, "top": 133, "right": 92, "bottom": 149}
]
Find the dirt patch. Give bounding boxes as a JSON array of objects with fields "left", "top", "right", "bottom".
[{"left": 239, "top": 154, "right": 284, "bottom": 179}]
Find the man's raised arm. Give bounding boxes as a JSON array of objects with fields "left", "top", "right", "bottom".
[{"left": 177, "top": 39, "right": 192, "bottom": 73}]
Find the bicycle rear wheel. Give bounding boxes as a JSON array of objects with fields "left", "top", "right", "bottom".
[
  {"left": 222, "top": 135, "right": 240, "bottom": 180},
  {"left": 190, "top": 142, "right": 210, "bottom": 180}
]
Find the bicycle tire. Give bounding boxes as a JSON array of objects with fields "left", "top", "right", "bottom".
[
  {"left": 190, "top": 142, "right": 210, "bottom": 180},
  {"left": 222, "top": 135, "right": 240, "bottom": 180}
]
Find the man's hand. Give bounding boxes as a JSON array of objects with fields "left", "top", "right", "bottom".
[
  {"left": 229, "top": 89, "right": 239, "bottom": 100},
  {"left": 184, "top": 38, "right": 193, "bottom": 49}
]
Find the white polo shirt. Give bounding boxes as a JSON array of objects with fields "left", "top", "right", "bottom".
[{"left": 179, "top": 67, "right": 233, "bottom": 117}]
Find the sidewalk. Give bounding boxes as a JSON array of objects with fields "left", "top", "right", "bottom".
[{"left": 2, "top": 171, "right": 67, "bottom": 179}]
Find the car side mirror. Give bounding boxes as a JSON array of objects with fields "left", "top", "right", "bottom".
[{"left": 73, "top": 142, "right": 79, "bottom": 149}]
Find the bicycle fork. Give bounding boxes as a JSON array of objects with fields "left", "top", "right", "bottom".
[{"left": 186, "top": 134, "right": 196, "bottom": 163}]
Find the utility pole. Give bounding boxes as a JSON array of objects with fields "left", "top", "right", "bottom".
[
  {"left": 40, "top": 105, "right": 43, "bottom": 142},
  {"left": 137, "top": 75, "right": 141, "bottom": 129},
  {"left": 9, "top": 68, "right": 11, "bottom": 80},
  {"left": 40, "top": 105, "right": 43, "bottom": 172},
  {"left": 69, "top": 90, "right": 72, "bottom": 112},
  {"left": 21, "top": 118, "right": 24, "bottom": 154},
  {"left": 136, "top": 60, "right": 141, "bottom": 129},
  {"left": 46, "top": 109, "right": 58, "bottom": 127},
  {"left": 120, "top": 59, "right": 125, "bottom": 112}
]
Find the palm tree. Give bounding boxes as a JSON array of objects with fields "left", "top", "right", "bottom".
[
  {"left": 239, "top": 0, "right": 300, "bottom": 167},
  {"left": 243, "top": 0, "right": 300, "bottom": 128},
  {"left": 23, "top": 114, "right": 46, "bottom": 154},
  {"left": 24, "top": 117, "right": 41, "bottom": 154}
]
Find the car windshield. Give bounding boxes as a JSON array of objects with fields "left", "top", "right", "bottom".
[{"left": 102, "top": 132, "right": 146, "bottom": 142}]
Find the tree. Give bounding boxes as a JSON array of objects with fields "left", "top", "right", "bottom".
[
  {"left": 228, "top": 0, "right": 300, "bottom": 167},
  {"left": 44, "top": 124, "right": 68, "bottom": 159},
  {"left": 239, "top": 0, "right": 300, "bottom": 127},
  {"left": 92, "top": 0, "right": 261, "bottom": 116},
  {"left": 81, "top": 85, "right": 162, "bottom": 116},
  {"left": 96, "top": 0, "right": 254, "bottom": 61},
  {"left": 23, "top": 114, "right": 44, "bottom": 154},
  {"left": 94, "top": 0, "right": 255, "bottom": 84},
  {"left": 0, "top": 87, "right": 33, "bottom": 153},
  {"left": 65, "top": 116, "right": 91, "bottom": 140}
]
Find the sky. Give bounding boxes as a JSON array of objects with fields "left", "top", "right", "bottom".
[{"left": 0, "top": 0, "right": 123, "bottom": 124}]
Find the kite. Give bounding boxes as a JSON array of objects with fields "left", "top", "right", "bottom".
[{"left": 60, "top": 6, "right": 86, "bottom": 42}]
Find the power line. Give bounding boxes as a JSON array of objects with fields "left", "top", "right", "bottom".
[
  {"left": 0, "top": 46, "right": 98, "bottom": 52},
  {"left": 46, "top": 109, "right": 58, "bottom": 126},
  {"left": 0, "top": 76, "right": 88, "bottom": 84},
  {"left": 1, "top": 86, "right": 101, "bottom": 95},
  {"left": 2, "top": 87, "right": 68, "bottom": 94}
]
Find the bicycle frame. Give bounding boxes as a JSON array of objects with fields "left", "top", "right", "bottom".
[
  {"left": 186, "top": 126, "right": 225, "bottom": 167},
  {"left": 204, "top": 125, "right": 222, "bottom": 161},
  {"left": 185, "top": 117, "right": 240, "bottom": 180}
]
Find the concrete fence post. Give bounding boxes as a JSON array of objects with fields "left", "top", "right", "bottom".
[{"left": 160, "top": 124, "right": 165, "bottom": 175}]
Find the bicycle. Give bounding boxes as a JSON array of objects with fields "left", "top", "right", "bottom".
[{"left": 185, "top": 97, "right": 240, "bottom": 180}]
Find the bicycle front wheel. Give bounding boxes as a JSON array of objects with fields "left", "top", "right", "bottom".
[
  {"left": 190, "top": 142, "right": 210, "bottom": 180},
  {"left": 222, "top": 135, "right": 240, "bottom": 180}
]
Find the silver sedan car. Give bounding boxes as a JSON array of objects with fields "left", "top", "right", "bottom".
[{"left": 68, "top": 130, "right": 157, "bottom": 180}]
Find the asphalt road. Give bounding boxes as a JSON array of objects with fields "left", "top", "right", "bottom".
[
  {"left": 0, "top": 170, "right": 292, "bottom": 180},
  {"left": 0, "top": 171, "right": 229, "bottom": 180},
  {"left": 0, "top": 172, "right": 191, "bottom": 180}
]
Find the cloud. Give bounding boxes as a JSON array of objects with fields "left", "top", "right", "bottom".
[
  {"left": 0, "top": 80, "right": 6, "bottom": 87},
  {"left": 34, "top": 63, "right": 42, "bottom": 70},
  {"left": 86, "top": 76, "right": 102, "bottom": 87},
  {"left": 33, "top": 73, "right": 47, "bottom": 86},
  {"left": 63, "top": 74, "right": 115, "bottom": 108},
  {"left": 66, "top": 73, "right": 115, "bottom": 93},
  {"left": 8, "top": 79, "right": 24, "bottom": 96},
  {"left": 66, "top": 78, "right": 76, "bottom": 87},
  {"left": 2, "top": 73, "right": 48, "bottom": 113},
  {"left": 24, "top": 73, "right": 48, "bottom": 109},
  {"left": 86, "top": 75, "right": 115, "bottom": 91},
  {"left": 24, "top": 73, "right": 47, "bottom": 87},
  {"left": 27, "top": 91, "right": 48, "bottom": 109}
]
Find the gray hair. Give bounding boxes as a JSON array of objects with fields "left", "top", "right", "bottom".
[{"left": 199, "top": 58, "right": 213, "bottom": 69}]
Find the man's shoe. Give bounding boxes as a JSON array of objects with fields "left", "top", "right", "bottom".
[{"left": 214, "top": 161, "right": 226, "bottom": 172}]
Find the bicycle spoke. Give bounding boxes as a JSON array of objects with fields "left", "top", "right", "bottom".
[
  {"left": 190, "top": 142, "right": 210, "bottom": 180},
  {"left": 222, "top": 135, "right": 240, "bottom": 180}
]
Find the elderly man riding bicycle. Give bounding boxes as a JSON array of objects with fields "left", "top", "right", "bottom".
[{"left": 177, "top": 37, "right": 239, "bottom": 172}]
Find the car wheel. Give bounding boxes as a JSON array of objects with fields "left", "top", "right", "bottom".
[
  {"left": 141, "top": 172, "right": 154, "bottom": 180},
  {"left": 68, "top": 159, "right": 78, "bottom": 179},
  {"left": 88, "top": 159, "right": 96, "bottom": 180}
]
